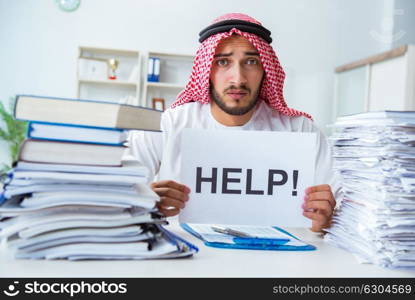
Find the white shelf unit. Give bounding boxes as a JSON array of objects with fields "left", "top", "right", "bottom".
[
  {"left": 333, "top": 44, "right": 415, "bottom": 120},
  {"left": 142, "top": 51, "right": 194, "bottom": 109},
  {"left": 77, "top": 46, "right": 141, "bottom": 105}
]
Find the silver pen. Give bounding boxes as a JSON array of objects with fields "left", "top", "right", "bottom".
[{"left": 211, "top": 226, "right": 253, "bottom": 238}]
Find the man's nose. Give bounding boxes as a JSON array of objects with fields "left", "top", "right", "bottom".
[{"left": 229, "top": 64, "right": 247, "bottom": 86}]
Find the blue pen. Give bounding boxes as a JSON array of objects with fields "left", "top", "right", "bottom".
[{"left": 211, "top": 226, "right": 252, "bottom": 238}]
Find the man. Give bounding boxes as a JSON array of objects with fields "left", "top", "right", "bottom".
[{"left": 126, "top": 13, "right": 337, "bottom": 232}]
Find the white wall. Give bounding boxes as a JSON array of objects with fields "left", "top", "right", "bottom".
[
  {"left": 393, "top": 0, "right": 415, "bottom": 48},
  {"left": 0, "top": 0, "right": 412, "bottom": 165}
]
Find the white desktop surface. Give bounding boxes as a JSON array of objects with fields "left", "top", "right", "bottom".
[{"left": 0, "top": 221, "right": 414, "bottom": 278}]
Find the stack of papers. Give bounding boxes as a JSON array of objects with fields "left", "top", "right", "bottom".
[
  {"left": 0, "top": 160, "right": 197, "bottom": 260},
  {"left": 324, "top": 111, "right": 415, "bottom": 269}
]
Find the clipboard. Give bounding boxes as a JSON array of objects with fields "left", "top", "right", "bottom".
[{"left": 181, "top": 223, "right": 316, "bottom": 251}]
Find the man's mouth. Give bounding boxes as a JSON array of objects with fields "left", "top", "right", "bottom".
[{"left": 226, "top": 90, "right": 248, "bottom": 100}]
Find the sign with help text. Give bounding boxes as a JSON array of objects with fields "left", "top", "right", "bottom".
[{"left": 179, "top": 129, "right": 317, "bottom": 227}]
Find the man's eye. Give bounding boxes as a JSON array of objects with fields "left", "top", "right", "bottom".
[
  {"left": 246, "top": 58, "right": 259, "bottom": 65},
  {"left": 216, "top": 59, "right": 228, "bottom": 66}
]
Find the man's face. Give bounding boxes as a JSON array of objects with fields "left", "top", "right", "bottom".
[{"left": 210, "top": 35, "right": 264, "bottom": 116}]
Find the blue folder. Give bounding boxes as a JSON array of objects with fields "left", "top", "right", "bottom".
[
  {"left": 181, "top": 223, "right": 316, "bottom": 251},
  {"left": 157, "top": 224, "right": 199, "bottom": 254}
]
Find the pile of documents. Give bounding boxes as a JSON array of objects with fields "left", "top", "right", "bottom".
[
  {"left": 324, "top": 111, "right": 415, "bottom": 269},
  {"left": 0, "top": 95, "right": 197, "bottom": 260}
]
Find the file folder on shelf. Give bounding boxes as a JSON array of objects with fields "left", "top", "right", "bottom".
[
  {"left": 181, "top": 223, "right": 316, "bottom": 251},
  {"left": 147, "top": 57, "right": 160, "bottom": 82}
]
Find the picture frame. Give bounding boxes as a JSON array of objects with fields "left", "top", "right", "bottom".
[{"left": 152, "top": 98, "right": 166, "bottom": 111}]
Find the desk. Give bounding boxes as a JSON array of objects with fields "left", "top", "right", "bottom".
[{"left": 0, "top": 222, "right": 414, "bottom": 278}]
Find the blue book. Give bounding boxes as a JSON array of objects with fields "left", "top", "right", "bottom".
[
  {"left": 181, "top": 223, "right": 316, "bottom": 251},
  {"left": 27, "top": 122, "right": 128, "bottom": 146},
  {"left": 14, "top": 95, "right": 162, "bottom": 131}
]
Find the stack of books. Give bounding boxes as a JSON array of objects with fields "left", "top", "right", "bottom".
[
  {"left": 324, "top": 111, "right": 415, "bottom": 269},
  {"left": 0, "top": 95, "right": 197, "bottom": 260}
]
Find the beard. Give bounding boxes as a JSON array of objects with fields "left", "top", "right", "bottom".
[{"left": 210, "top": 81, "right": 263, "bottom": 116}]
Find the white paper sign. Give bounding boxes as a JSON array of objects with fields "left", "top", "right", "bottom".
[{"left": 179, "top": 129, "right": 317, "bottom": 227}]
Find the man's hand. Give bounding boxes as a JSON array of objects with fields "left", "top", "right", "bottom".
[
  {"left": 150, "top": 180, "right": 191, "bottom": 217},
  {"left": 302, "top": 184, "right": 336, "bottom": 232}
]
